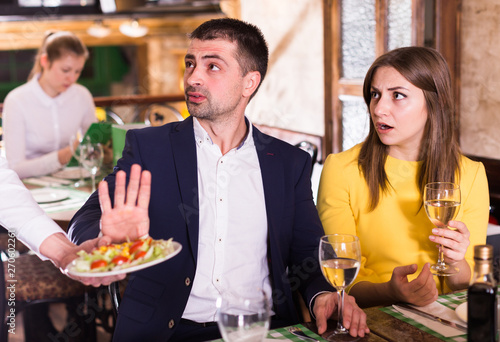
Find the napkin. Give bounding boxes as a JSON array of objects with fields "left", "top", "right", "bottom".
[
  {"left": 393, "top": 302, "right": 466, "bottom": 337},
  {"left": 24, "top": 176, "right": 72, "bottom": 187}
]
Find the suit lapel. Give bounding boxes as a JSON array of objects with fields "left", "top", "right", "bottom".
[
  {"left": 253, "top": 127, "right": 284, "bottom": 238},
  {"left": 169, "top": 117, "right": 200, "bottom": 263}
]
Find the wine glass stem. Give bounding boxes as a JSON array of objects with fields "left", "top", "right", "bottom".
[
  {"left": 336, "top": 289, "right": 347, "bottom": 332},
  {"left": 91, "top": 173, "right": 96, "bottom": 192},
  {"left": 436, "top": 225, "right": 447, "bottom": 268},
  {"left": 75, "top": 159, "right": 85, "bottom": 187},
  {"left": 437, "top": 245, "right": 446, "bottom": 266}
]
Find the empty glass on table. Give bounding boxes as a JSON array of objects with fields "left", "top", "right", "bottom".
[
  {"left": 216, "top": 289, "right": 270, "bottom": 342},
  {"left": 79, "top": 137, "right": 104, "bottom": 192}
]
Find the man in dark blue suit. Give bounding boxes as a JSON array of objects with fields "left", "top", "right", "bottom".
[{"left": 69, "top": 18, "right": 369, "bottom": 341}]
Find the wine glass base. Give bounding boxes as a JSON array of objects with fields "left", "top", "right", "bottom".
[
  {"left": 430, "top": 264, "right": 458, "bottom": 276},
  {"left": 322, "top": 330, "right": 361, "bottom": 341}
]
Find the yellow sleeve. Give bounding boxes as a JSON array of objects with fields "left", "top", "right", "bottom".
[
  {"left": 317, "top": 149, "right": 384, "bottom": 286},
  {"left": 317, "top": 153, "right": 357, "bottom": 236}
]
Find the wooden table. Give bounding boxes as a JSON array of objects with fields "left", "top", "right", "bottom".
[{"left": 304, "top": 306, "right": 445, "bottom": 341}]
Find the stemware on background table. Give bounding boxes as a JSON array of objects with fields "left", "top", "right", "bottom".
[
  {"left": 68, "top": 128, "right": 87, "bottom": 188},
  {"left": 79, "top": 137, "right": 104, "bottom": 192}
]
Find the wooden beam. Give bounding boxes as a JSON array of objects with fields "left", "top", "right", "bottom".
[
  {"left": 93, "top": 93, "right": 185, "bottom": 107},
  {"left": 322, "top": 0, "right": 334, "bottom": 159},
  {"left": 435, "top": 0, "right": 461, "bottom": 124},
  {"left": 0, "top": 15, "right": 223, "bottom": 51},
  {"left": 376, "top": 0, "right": 388, "bottom": 56}
]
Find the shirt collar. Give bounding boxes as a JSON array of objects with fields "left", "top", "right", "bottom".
[
  {"left": 193, "top": 116, "right": 254, "bottom": 151},
  {"left": 28, "top": 74, "right": 54, "bottom": 106},
  {"left": 29, "top": 74, "right": 70, "bottom": 106}
]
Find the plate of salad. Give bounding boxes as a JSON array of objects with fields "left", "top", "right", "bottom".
[{"left": 66, "top": 237, "right": 182, "bottom": 277}]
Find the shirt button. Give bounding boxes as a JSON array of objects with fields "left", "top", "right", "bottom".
[
  {"left": 169, "top": 319, "right": 175, "bottom": 329},
  {"left": 185, "top": 277, "right": 191, "bottom": 286}
]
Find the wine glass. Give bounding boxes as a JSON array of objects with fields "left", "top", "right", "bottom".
[
  {"left": 424, "top": 182, "right": 461, "bottom": 276},
  {"left": 216, "top": 289, "right": 270, "bottom": 342},
  {"left": 69, "top": 128, "right": 86, "bottom": 188},
  {"left": 79, "top": 137, "right": 104, "bottom": 192},
  {"left": 319, "top": 234, "right": 361, "bottom": 341}
]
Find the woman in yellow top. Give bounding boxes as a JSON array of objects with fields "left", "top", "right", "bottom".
[{"left": 317, "top": 46, "right": 489, "bottom": 307}]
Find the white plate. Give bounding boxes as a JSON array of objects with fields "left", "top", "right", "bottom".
[
  {"left": 31, "top": 188, "right": 70, "bottom": 204},
  {"left": 455, "top": 302, "right": 467, "bottom": 322},
  {"left": 65, "top": 241, "right": 182, "bottom": 277},
  {"left": 52, "top": 167, "right": 91, "bottom": 180}
]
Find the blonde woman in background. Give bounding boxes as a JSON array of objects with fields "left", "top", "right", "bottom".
[
  {"left": 317, "top": 47, "right": 489, "bottom": 308},
  {"left": 3, "top": 31, "right": 96, "bottom": 179}
]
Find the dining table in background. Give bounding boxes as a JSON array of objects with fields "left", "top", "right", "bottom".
[{"left": 23, "top": 169, "right": 95, "bottom": 230}]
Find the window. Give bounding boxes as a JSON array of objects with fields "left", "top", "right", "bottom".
[{"left": 323, "top": 0, "right": 460, "bottom": 157}]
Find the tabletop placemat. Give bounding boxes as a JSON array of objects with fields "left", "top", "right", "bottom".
[
  {"left": 36, "top": 187, "right": 90, "bottom": 213},
  {"left": 380, "top": 290, "right": 468, "bottom": 342},
  {"left": 210, "top": 324, "right": 328, "bottom": 341}
]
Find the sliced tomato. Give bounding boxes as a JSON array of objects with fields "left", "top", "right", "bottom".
[
  {"left": 134, "top": 250, "right": 147, "bottom": 260},
  {"left": 129, "top": 240, "right": 145, "bottom": 255},
  {"left": 111, "top": 255, "right": 129, "bottom": 266},
  {"left": 91, "top": 259, "right": 108, "bottom": 270}
]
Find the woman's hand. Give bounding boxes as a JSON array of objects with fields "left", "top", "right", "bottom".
[
  {"left": 388, "top": 263, "right": 438, "bottom": 306},
  {"left": 57, "top": 145, "right": 74, "bottom": 165},
  {"left": 429, "top": 220, "right": 472, "bottom": 291},
  {"left": 429, "top": 220, "right": 470, "bottom": 265}
]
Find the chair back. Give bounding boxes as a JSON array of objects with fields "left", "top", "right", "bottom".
[
  {"left": 144, "top": 104, "right": 183, "bottom": 127},
  {"left": 295, "top": 141, "right": 318, "bottom": 174}
]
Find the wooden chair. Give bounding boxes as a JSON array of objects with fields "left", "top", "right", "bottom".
[
  {"left": 467, "top": 155, "right": 500, "bottom": 282},
  {"left": 144, "top": 104, "right": 183, "bottom": 127},
  {"left": 0, "top": 252, "right": 97, "bottom": 342}
]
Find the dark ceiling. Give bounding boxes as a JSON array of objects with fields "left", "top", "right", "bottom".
[{"left": 0, "top": 0, "right": 222, "bottom": 19}]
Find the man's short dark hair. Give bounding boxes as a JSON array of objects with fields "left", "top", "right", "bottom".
[{"left": 190, "top": 18, "right": 269, "bottom": 98}]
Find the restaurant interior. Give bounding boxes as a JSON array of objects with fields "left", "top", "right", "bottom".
[{"left": 0, "top": 0, "right": 499, "bottom": 341}]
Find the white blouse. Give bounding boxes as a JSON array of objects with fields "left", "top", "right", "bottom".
[{"left": 2, "top": 76, "right": 96, "bottom": 178}]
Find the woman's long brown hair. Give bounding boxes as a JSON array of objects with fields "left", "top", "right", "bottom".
[
  {"left": 28, "top": 31, "right": 88, "bottom": 81},
  {"left": 359, "top": 46, "right": 461, "bottom": 211}
]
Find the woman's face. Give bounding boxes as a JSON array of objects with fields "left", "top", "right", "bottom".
[
  {"left": 39, "top": 52, "right": 86, "bottom": 97},
  {"left": 369, "top": 66, "right": 428, "bottom": 161}
]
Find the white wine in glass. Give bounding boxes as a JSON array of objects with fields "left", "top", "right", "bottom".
[
  {"left": 319, "top": 234, "right": 361, "bottom": 341},
  {"left": 424, "top": 182, "right": 461, "bottom": 276}
]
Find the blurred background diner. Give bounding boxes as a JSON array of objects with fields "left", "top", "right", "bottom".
[
  {"left": 0, "top": 0, "right": 499, "bottom": 341},
  {"left": 3, "top": 30, "right": 96, "bottom": 179}
]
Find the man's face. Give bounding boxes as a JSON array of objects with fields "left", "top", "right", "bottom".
[{"left": 183, "top": 38, "right": 249, "bottom": 121}]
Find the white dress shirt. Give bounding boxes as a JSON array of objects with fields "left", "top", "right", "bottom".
[
  {"left": 0, "top": 157, "right": 64, "bottom": 259},
  {"left": 2, "top": 75, "right": 96, "bottom": 179},
  {"left": 182, "top": 117, "right": 272, "bottom": 322}
]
